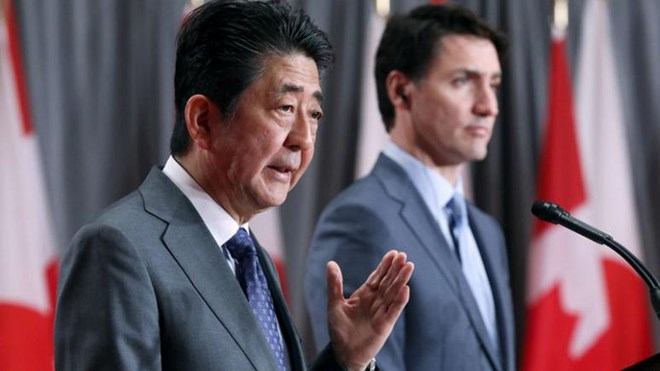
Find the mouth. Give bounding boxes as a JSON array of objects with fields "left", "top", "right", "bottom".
[
  {"left": 465, "top": 125, "right": 491, "bottom": 137},
  {"left": 267, "top": 165, "right": 295, "bottom": 174},
  {"left": 265, "top": 159, "right": 300, "bottom": 182}
]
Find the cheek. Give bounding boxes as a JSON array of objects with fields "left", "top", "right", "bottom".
[
  {"left": 251, "top": 130, "right": 284, "bottom": 160},
  {"left": 293, "top": 148, "right": 314, "bottom": 183},
  {"left": 302, "top": 147, "right": 314, "bottom": 166},
  {"left": 301, "top": 148, "right": 314, "bottom": 173}
]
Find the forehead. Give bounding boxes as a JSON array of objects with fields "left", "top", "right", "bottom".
[
  {"left": 253, "top": 54, "right": 323, "bottom": 100},
  {"left": 429, "top": 34, "right": 501, "bottom": 76}
]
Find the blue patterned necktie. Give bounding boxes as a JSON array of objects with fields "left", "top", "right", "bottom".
[
  {"left": 224, "top": 228, "right": 286, "bottom": 371},
  {"left": 444, "top": 195, "right": 464, "bottom": 263}
]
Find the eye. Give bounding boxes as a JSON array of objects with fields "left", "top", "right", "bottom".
[
  {"left": 311, "top": 110, "right": 323, "bottom": 121},
  {"left": 281, "top": 105, "right": 294, "bottom": 113},
  {"left": 453, "top": 76, "right": 469, "bottom": 86}
]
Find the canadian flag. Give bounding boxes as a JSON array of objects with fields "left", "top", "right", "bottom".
[
  {"left": 523, "top": 1, "right": 653, "bottom": 369},
  {"left": 354, "top": 5, "right": 387, "bottom": 179},
  {"left": 0, "top": 1, "right": 59, "bottom": 370}
]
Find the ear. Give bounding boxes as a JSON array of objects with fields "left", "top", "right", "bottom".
[
  {"left": 184, "top": 94, "right": 220, "bottom": 150},
  {"left": 385, "top": 70, "right": 412, "bottom": 109}
]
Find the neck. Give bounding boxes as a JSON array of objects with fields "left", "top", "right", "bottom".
[
  {"left": 174, "top": 153, "right": 255, "bottom": 225},
  {"left": 390, "top": 127, "right": 462, "bottom": 187}
]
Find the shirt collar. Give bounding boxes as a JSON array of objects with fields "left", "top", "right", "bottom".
[
  {"left": 383, "top": 140, "right": 464, "bottom": 210},
  {"left": 162, "top": 156, "right": 248, "bottom": 246}
]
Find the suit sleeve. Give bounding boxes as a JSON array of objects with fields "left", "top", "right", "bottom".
[{"left": 55, "top": 224, "right": 161, "bottom": 371}]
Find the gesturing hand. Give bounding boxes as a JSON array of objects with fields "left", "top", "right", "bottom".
[{"left": 326, "top": 250, "right": 414, "bottom": 371}]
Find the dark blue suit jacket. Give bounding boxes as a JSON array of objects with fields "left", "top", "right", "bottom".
[{"left": 305, "top": 155, "right": 515, "bottom": 371}]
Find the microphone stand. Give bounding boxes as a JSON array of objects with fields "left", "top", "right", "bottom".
[
  {"left": 531, "top": 200, "right": 660, "bottom": 370},
  {"left": 600, "top": 237, "right": 660, "bottom": 323}
]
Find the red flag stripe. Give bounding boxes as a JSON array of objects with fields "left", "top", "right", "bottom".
[
  {"left": 0, "top": 3, "right": 59, "bottom": 369},
  {"left": 533, "top": 37, "right": 586, "bottom": 237}
]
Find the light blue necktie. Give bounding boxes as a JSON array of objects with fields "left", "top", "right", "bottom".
[
  {"left": 224, "top": 228, "right": 286, "bottom": 371},
  {"left": 444, "top": 194, "right": 500, "bottom": 357}
]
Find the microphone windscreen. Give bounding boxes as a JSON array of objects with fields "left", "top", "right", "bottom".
[{"left": 531, "top": 200, "right": 563, "bottom": 223}]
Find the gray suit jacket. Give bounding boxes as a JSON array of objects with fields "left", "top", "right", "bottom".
[
  {"left": 55, "top": 167, "right": 341, "bottom": 370},
  {"left": 305, "top": 155, "right": 515, "bottom": 371}
]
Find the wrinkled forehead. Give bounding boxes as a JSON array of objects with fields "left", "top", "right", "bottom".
[{"left": 257, "top": 54, "right": 324, "bottom": 100}]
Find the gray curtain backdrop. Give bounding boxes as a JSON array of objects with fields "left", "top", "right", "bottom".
[{"left": 14, "top": 0, "right": 660, "bottom": 362}]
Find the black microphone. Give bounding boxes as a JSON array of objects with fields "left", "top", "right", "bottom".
[
  {"left": 531, "top": 200, "right": 660, "bottom": 322},
  {"left": 531, "top": 200, "right": 612, "bottom": 244}
]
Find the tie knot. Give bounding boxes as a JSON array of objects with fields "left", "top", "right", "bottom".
[
  {"left": 224, "top": 228, "right": 256, "bottom": 261},
  {"left": 445, "top": 194, "right": 464, "bottom": 223}
]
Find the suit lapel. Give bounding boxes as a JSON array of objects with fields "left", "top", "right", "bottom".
[
  {"left": 374, "top": 156, "right": 464, "bottom": 297},
  {"left": 373, "top": 156, "right": 503, "bottom": 371},
  {"left": 469, "top": 206, "right": 514, "bottom": 371},
  {"left": 140, "top": 168, "right": 278, "bottom": 370}
]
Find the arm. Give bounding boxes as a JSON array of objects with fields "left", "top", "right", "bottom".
[{"left": 55, "top": 224, "right": 161, "bottom": 371}]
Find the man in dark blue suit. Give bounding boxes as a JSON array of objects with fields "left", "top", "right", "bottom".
[
  {"left": 305, "top": 4, "right": 515, "bottom": 370},
  {"left": 55, "top": 1, "right": 414, "bottom": 370}
]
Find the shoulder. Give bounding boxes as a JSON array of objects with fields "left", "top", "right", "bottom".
[{"left": 321, "top": 159, "right": 411, "bottom": 216}]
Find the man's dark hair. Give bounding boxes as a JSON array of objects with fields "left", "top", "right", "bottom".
[
  {"left": 170, "top": 0, "right": 334, "bottom": 155},
  {"left": 375, "top": 4, "right": 508, "bottom": 132}
]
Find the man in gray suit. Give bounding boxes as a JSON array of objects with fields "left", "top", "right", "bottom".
[
  {"left": 305, "top": 4, "right": 514, "bottom": 371},
  {"left": 54, "top": 1, "right": 414, "bottom": 370}
]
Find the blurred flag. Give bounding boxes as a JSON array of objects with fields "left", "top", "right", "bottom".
[
  {"left": 354, "top": 5, "right": 387, "bottom": 179},
  {"left": 523, "top": 1, "right": 653, "bottom": 369},
  {"left": 0, "top": 1, "right": 59, "bottom": 370}
]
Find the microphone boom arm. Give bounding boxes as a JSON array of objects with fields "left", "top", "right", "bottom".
[{"left": 532, "top": 200, "right": 660, "bottom": 322}]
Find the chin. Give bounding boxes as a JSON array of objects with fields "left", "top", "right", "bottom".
[
  {"left": 256, "top": 192, "right": 288, "bottom": 210},
  {"left": 470, "top": 149, "right": 488, "bottom": 161}
]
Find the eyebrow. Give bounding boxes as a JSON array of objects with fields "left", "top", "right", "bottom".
[
  {"left": 458, "top": 68, "right": 502, "bottom": 81},
  {"left": 280, "top": 83, "right": 324, "bottom": 104}
]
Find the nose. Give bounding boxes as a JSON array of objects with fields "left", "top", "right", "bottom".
[
  {"left": 284, "top": 113, "right": 314, "bottom": 151},
  {"left": 473, "top": 84, "right": 499, "bottom": 118}
]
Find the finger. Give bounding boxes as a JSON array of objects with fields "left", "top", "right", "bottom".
[
  {"left": 368, "top": 254, "right": 408, "bottom": 316},
  {"left": 382, "top": 261, "right": 414, "bottom": 301},
  {"left": 371, "top": 281, "right": 411, "bottom": 330},
  {"left": 326, "top": 261, "right": 344, "bottom": 307},
  {"left": 366, "top": 250, "right": 397, "bottom": 288},
  {"left": 384, "top": 284, "right": 410, "bottom": 322},
  {"left": 377, "top": 252, "right": 407, "bottom": 291},
  {"left": 374, "top": 259, "right": 413, "bottom": 310},
  {"left": 373, "top": 262, "right": 413, "bottom": 325}
]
